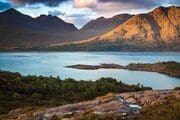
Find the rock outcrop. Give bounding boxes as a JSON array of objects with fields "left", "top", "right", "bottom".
[{"left": 3, "top": 90, "right": 179, "bottom": 120}]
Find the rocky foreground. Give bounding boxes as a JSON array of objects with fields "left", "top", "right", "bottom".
[{"left": 3, "top": 90, "right": 180, "bottom": 120}]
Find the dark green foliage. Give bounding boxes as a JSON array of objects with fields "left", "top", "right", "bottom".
[
  {"left": 174, "top": 86, "right": 180, "bottom": 90},
  {"left": 0, "top": 70, "right": 151, "bottom": 115},
  {"left": 160, "top": 61, "right": 180, "bottom": 72},
  {"left": 127, "top": 61, "right": 180, "bottom": 78}
]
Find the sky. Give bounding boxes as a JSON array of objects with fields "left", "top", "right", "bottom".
[{"left": 0, "top": 0, "right": 179, "bottom": 29}]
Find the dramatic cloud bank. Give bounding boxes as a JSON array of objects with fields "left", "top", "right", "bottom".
[
  {"left": 74, "top": 0, "right": 180, "bottom": 13},
  {"left": 74, "top": 0, "right": 97, "bottom": 8},
  {"left": 10, "top": 0, "right": 70, "bottom": 7},
  {"left": 48, "top": 10, "right": 65, "bottom": 16}
]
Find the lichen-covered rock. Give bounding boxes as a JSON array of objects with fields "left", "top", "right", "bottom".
[{"left": 2, "top": 90, "right": 179, "bottom": 120}]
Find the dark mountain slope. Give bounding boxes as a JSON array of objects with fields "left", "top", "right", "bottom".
[
  {"left": 79, "top": 14, "right": 132, "bottom": 38},
  {"left": 0, "top": 8, "right": 77, "bottom": 33}
]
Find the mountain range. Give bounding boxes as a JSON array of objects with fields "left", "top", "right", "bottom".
[
  {"left": 0, "top": 8, "right": 77, "bottom": 33},
  {"left": 0, "top": 6, "right": 179, "bottom": 51}
]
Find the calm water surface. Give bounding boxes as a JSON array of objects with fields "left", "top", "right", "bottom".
[{"left": 0, "top": 52, "right": 180, "bottom": 89}]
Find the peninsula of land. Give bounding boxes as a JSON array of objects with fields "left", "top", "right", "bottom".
[{"left": 67, "top": 61, "right": 180, "bottom": 78}]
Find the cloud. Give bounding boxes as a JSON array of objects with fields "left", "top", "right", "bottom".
[
  {"left": 26, "top": 5, "right": 41, "bottom": 9},
  {"left": 0, "top": 1, "right": 11, "bottom": 11},
  {"left": 68, "top": 13, "right": 90, "bottom": 18},
  {"left": 64, "top": 13, "right": 91, "bottom": 29},
  {"left": 74, "top": 0, "right": 180, "bottom": 14},
  {"left": 48, "top": 10, "right": 65, "bottom": 16},
  {"left": 61, "top": 11, "right": 93, "bottom": 28},
  {"left": 99, "top": 0, "right": 159, "bottom": 8},
  {"left": 165, "top": 0, "right": 180, "bottom": 5},
  {"left": 74, "top": 0, "right": 97, "bottom": 8},
  {"left": 69, "top": 16, "right": 90, "bottom": 29},
  {"left": 9, "top": 0, "right": 70, "bottom": 7}
]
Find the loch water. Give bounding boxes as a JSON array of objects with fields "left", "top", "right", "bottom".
[{"left": 0, "top": 52, "right": 180, "bottom": 89}]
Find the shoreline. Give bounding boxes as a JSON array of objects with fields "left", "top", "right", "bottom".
[{"left": 67, "top": 61, "right": 180, "bottom": 78}]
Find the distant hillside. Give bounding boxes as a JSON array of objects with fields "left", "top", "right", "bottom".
[
  {"left": 0, "top": 9, "right": 133, "bottom": 51},
  {"left": 0, "top": 8, "right": 77, "bottom": 33},
  {"left": 0, "top": 8, "right": 79, "bottom": 50},
  {"left": 49, "top": 6, "right": 180, "bottom": 51},
  {"left": 79, "top": 14, "right": 132, "bottom": 37}
]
